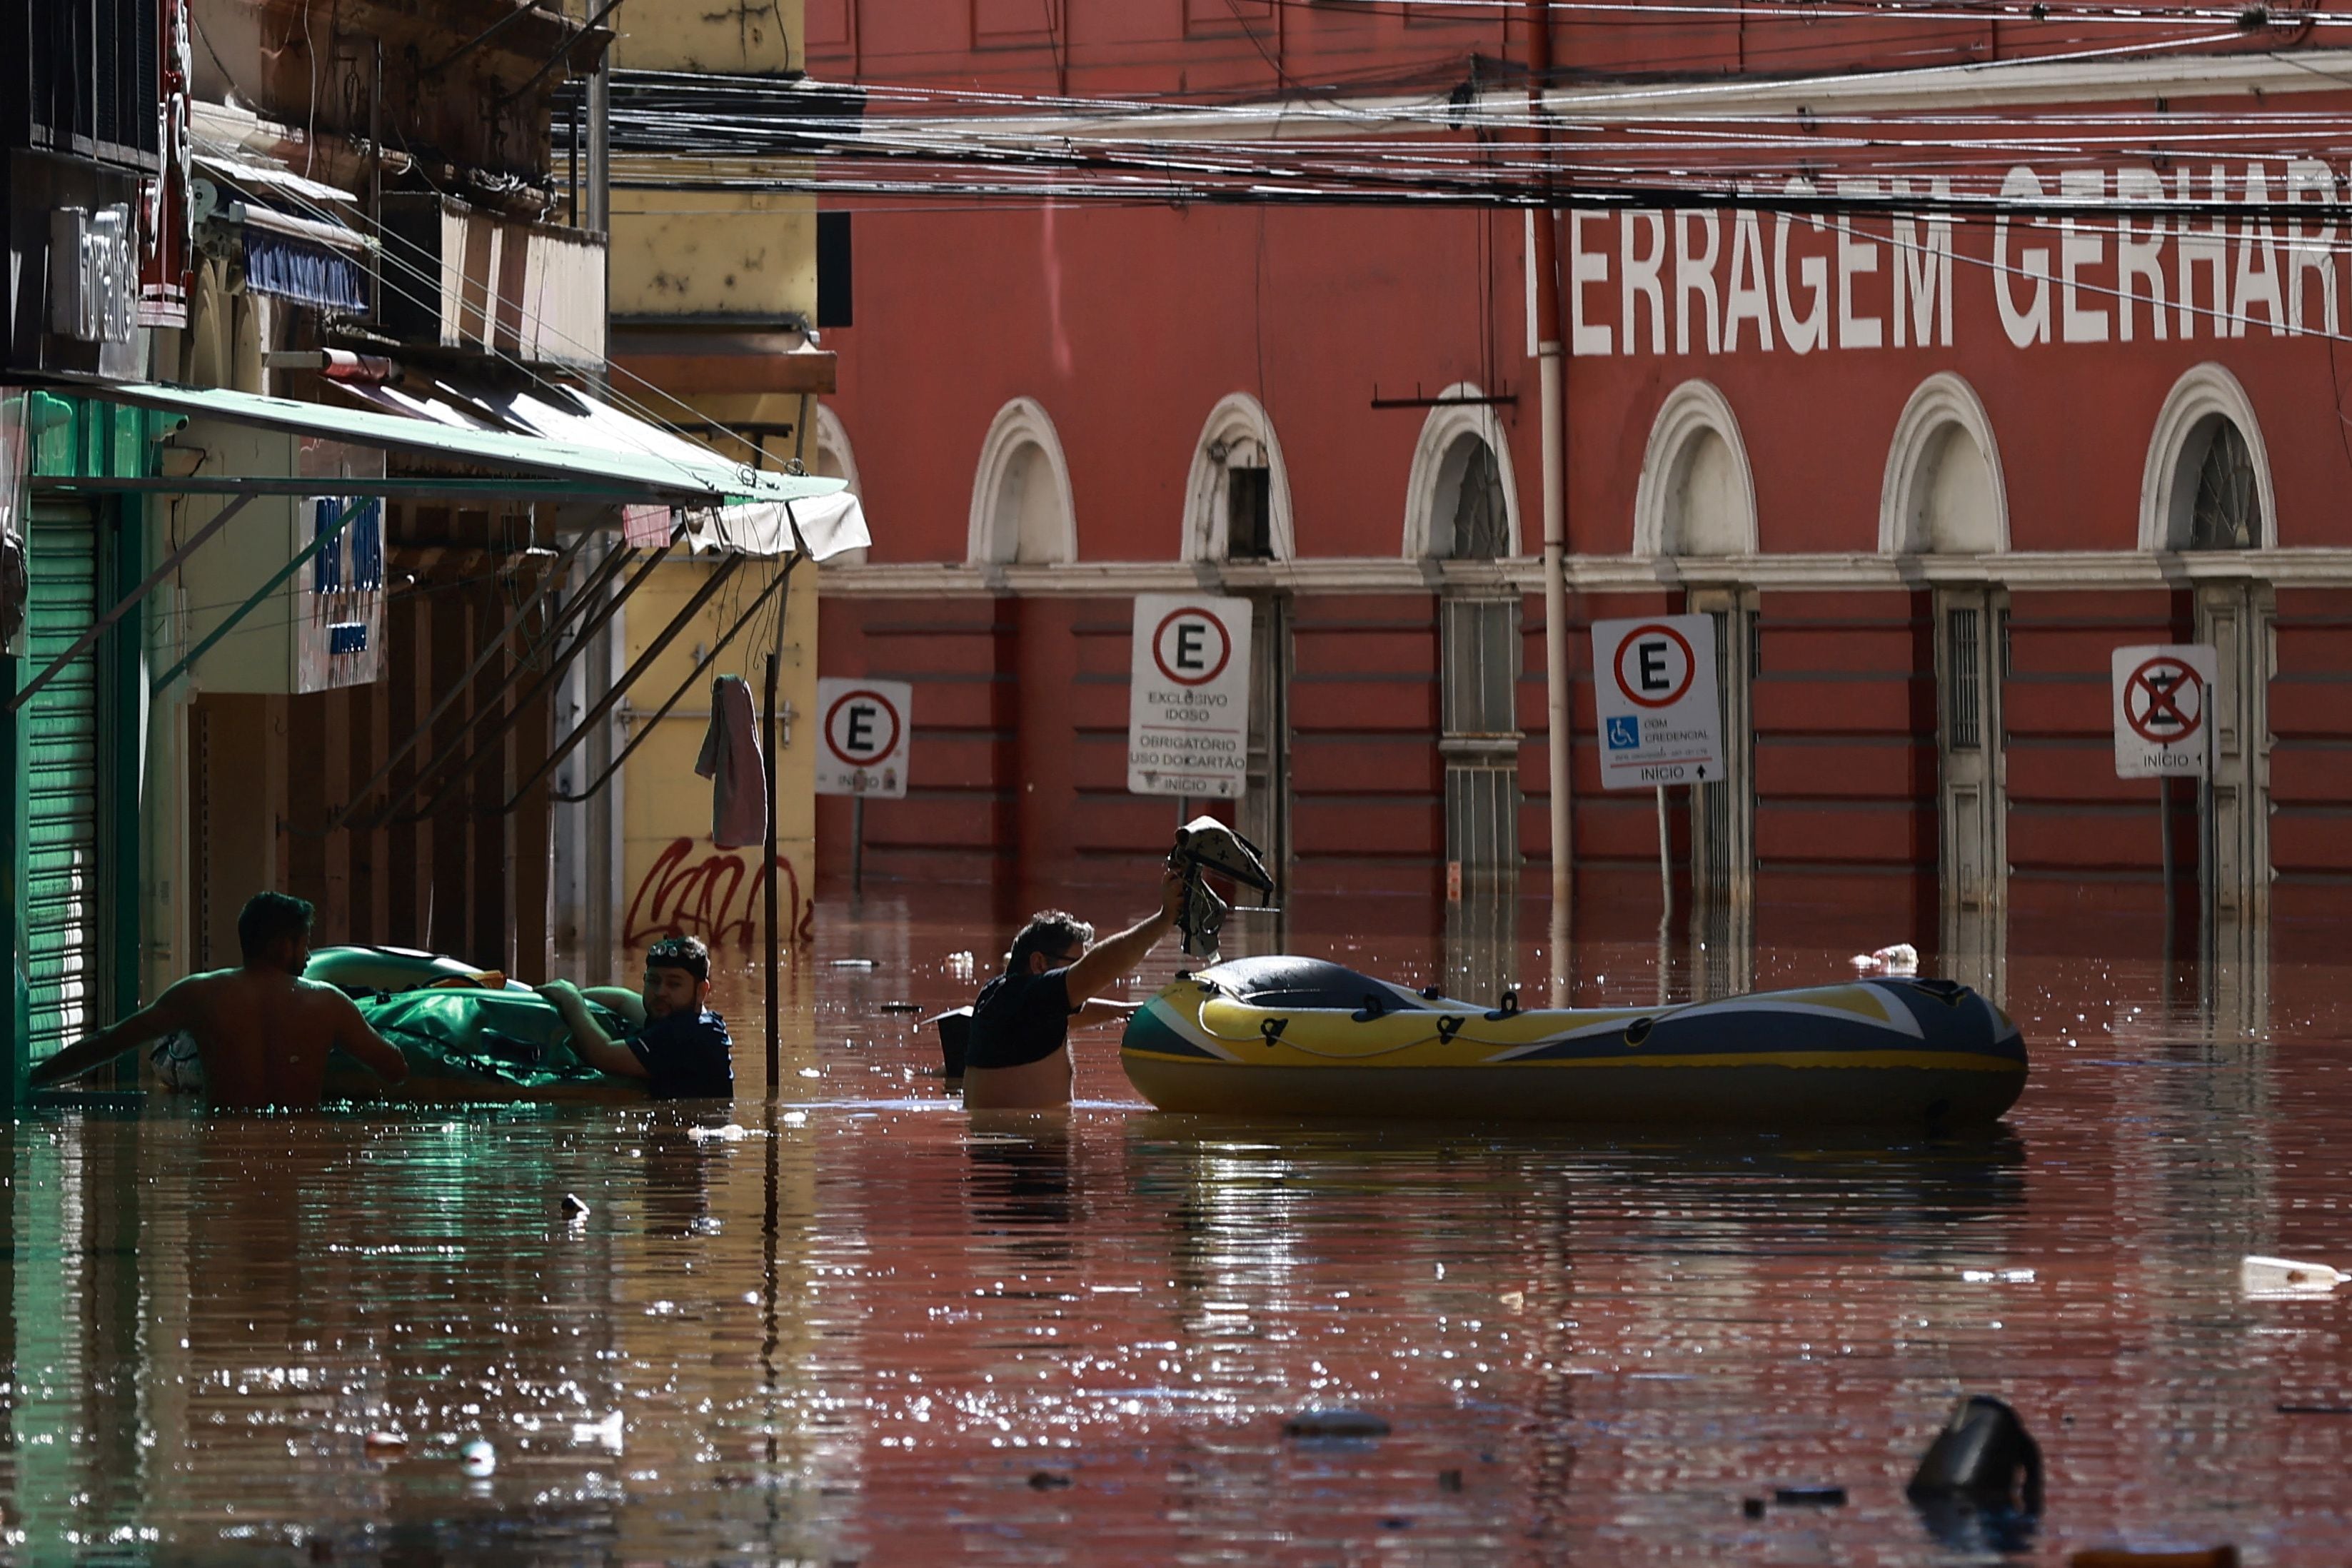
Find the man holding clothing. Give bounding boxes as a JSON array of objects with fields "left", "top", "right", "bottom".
[{"left": 963, "top": 865, "right": 1187, "bottom": 1111}]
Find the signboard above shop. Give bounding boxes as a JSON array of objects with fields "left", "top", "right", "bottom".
[
  {"left": 1127, "top": 594, "right": 1253, "bottom": 800},
  {"left": 175, "top": 423, "right": 386, "bottom": 695}
]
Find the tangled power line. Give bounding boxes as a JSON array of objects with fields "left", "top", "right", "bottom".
[{"left": 561, "top": 13, "right": 2352, "bottom": 226}]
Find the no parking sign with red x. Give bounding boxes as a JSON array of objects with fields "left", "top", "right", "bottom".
[{"left": 2111, "top": 643, "right": 2218, "bottom": 780}]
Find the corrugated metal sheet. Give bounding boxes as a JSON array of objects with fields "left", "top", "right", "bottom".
[{"left": 24, "top": 498, "right": 102, "bottom": 1059}]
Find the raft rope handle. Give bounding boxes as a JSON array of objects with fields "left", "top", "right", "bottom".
[
  {"left": 1193, "top": 1005, "right": 1658, "bottom": 1058},
  {"left": 1484, "top": 990, "right": 1520, "bottom": 1022},
  {"left": 1623, "top": 1016, "right": 1654, "bottom": 1047}
]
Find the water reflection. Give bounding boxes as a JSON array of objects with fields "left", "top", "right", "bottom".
[{"left": 3, "top": 896, "right": 2350, "bottom": 1564}]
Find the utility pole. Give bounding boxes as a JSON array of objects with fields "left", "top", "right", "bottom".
[{"left": 1526, "top": 0, "right": 1574, "bottom": 997}]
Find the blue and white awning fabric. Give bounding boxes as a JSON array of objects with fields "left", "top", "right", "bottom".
[
  {"left": 244, "top": 228, "right": 369, "bottom": 312},
  {"left": 190, "top": 152, "right": 375, "bottom": 316}
]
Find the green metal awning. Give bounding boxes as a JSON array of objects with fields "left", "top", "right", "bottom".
[{"left": 55, "top": 379, "right": 846, "bottom": 508}]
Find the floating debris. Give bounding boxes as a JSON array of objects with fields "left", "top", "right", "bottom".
[
  {"left": 688, "top": 1123, "right": 750, "bottom": 1143},
  {"left": 560, "top": 1192, "right": 590, "bottom": 1219},
  {"left": 1026, "top": 1469, "right": 1072, "bottom": 1490},
  {"left": 1775, "top": 1485, "right": 1847, "bottom": 1507},
  {"left": 2241, "top": 1255, "right": 2344, "bottom": 1295},
  {"left": 1961, "top": 1268, "right": 2037, "bottom": 1284},
  {"left": 1743, "top": 1497, "right": 1766, "bottom": 1519},
  {"left": 1436, "top": 1469, "right": 1463, "bottom": 1493},
  {"left": 830, "top": 958, "right": 878, "bottom": 970},
  {"left": 1908, "top": 1395, "right": 2042, "bottom": 1514},
  {"left": 1283, "top": 1407, "right": 1391, "bottom": 1438},
  {"left": 1851, "top": 943, "right": 1921, "bottom": 975},
  {"left": 362, "top": 1431, "right": 406, "bottom": 1455},
  {"left": 459, "top": 1439, "right": 496, "bottom": 1477},
  {"left": 572, "top": 1410, "right": 625, "bottom": 1452},
  {"left": 878, "top": 1001, "right": 924, "bottom": 1015}
]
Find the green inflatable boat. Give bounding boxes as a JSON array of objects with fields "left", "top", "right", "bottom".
[{"left": 152, "top": 946, "right": 648, "bottom": 1102}]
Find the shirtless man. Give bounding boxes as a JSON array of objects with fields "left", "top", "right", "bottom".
[
  {"left": 962, "top": 865, "right": 1187, "bottom": 1112},
  {"left": 29, "top": 892, "right": 411, "bottom": 1109}
]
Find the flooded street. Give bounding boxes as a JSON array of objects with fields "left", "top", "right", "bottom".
[{"left": 6, "top": 893, "right": 2351, "bottom": 1565}]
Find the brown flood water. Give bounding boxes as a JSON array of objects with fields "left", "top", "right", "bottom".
[{"left": 6, "top": 888, "right": 2352, "bottom": 1565}]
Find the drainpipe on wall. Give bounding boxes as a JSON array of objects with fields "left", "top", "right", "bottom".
[{"left": 1526, "top": 0, "right": 1574, "bottom": 996}]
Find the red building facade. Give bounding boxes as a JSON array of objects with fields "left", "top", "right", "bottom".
[{"left": 805, "top": 6, "right": 2352, "bottom": 944}]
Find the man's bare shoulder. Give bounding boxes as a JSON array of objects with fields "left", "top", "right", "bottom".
[
  {"left": 293, "top": 976, "right": 365, "bottom": 1010},
  {"left": 164, "top": 967, "right": 256, "bottom": 1002}
]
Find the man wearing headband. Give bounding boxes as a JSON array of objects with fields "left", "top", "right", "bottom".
[{"left": 538, "top": 935, "right": 734, "bottom": 1100}]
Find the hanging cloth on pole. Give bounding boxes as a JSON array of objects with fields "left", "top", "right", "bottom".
[{"left": 695, "top": 674, "right": 769, "bottom": 848}]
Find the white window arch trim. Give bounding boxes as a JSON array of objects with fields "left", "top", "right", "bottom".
[
  {"left": 1400, "top": 383, "right": 1524, "bottom": 559},
  {"left": 1878, "top": 371, "right": 2010, "bottom": 556},
  {"left": 813, "top": 401, "right": 862, "bottom": 496},
  {"left": 2139, "top": 362, "right": 2276, "bottom": 552},
  {"left": 1182, "top": 392, "right": 1296, "bottom": 563},
  {"left": 967, "top": 396, "right": 1079, "bottom": 565},
  {"left": 811, "top": 403, "right": 870, "bottom": 565},
  {"left": 1632, "top": 378, "right": 1757, "bottom": 558}
]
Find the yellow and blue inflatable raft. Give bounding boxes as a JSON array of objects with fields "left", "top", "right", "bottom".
[{"left": 1121, "top": 956, "right": 2026, "bottom": 1127}]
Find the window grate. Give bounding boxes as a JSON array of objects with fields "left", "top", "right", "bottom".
[
  {"left": 1446, "top": 763, "right": 1521, "bottom": 875},
  {"left": 1442, "top": 599, "right": 1519, "bottom": 736},
  {"left": 1946, "top": 606, "right": 1982, "bottom": 750}
]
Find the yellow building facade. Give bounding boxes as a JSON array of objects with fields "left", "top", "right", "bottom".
[{"left": 602, "top": 0, "right": 833, "bottom": 965}]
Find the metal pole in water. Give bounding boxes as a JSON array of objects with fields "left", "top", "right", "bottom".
[
  {"left": 851, "top": 793, "right": 866, "bottom": 897},
  {"left": 1655, "top": 786, "right": 1672, "bottom": 923},
  {"left": 764, "top": 649, "right": 781, "bottom": 1098},
  {"left": 2198, "top": 771, "right": 2215, "bottom": 970},
  {"left": 2159, "top": 775, "right": 2176, "bottom": 957}
]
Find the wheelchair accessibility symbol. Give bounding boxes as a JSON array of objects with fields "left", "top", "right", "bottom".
[{"left": 1606, "top": 715, "right": 1639, "bottom": 750}]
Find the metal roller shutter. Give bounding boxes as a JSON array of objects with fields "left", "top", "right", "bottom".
[{"left": 23, "top": 498, "right": 104, "bottom": 1060}]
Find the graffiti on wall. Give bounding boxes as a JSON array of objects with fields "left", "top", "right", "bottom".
[{"left": 623, "top": 838, "right": 817, "bottom": 948}]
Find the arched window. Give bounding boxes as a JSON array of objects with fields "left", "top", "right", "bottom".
[
  {"left": 968, "top": 397, "right": 1077, "bottom": 565},
  {"left": 1879, "top": 373, "right": 2008, "bottom": 555},
  {"left": 1402, "top": 386, "right": 1522, "bottom": 559},
  {"left": 1632, "top": 380, "right": 1757, "bottom": 558},
  {"left": 2141, "top": 364, "right": 2274, "bottom": 553},
  {"left": 2188, "top": 420, "right": 2261, "bottom": 551},
  {"left": 1182, "top": 393, "right": 1294, "bottom": 562}
]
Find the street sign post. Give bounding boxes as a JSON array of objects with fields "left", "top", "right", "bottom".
[
  {"left": 816, "top": 677, "right": 913, "bottom": 798},
  {"left": 1592, "top": 614, "right": 1724, "bottom": 921},
  {"left": 2112, "top": 645, "right": 2216, "bottom": 779},
  {"left": 2113, "top": 643, "right": 2216, "bottom": 932},
  {"left": 818, "top": 676, "right": 912, "bottom": 896},
  {"left": 1592, "top": 614, "right": 1724, "bottom": 790},
  {"left": 1127, "top": 594, "right": 1253, "bottom": 802}
]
